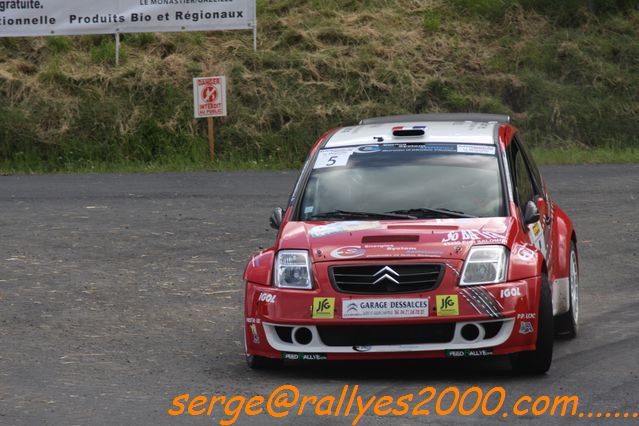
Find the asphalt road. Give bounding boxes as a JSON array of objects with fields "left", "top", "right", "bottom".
[{"left": 0, "top": 165, "right": 638, "bottom": 425}]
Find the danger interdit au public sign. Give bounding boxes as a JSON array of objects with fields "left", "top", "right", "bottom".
[
  {"left": 0, "top": 0, "right": 256, "bottom": 37},
  {"left": 193, "top": 76, "right": 227, "bottom": 119}
]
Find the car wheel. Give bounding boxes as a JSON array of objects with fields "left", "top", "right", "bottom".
[
  {"left": 555, "top": 242, "right": 579, "bottom": 338},
  {"left": 243, "top": 325, "right": 282, "bottom": 370},
  {"left": 510, "top": 274, "right": 554, "bottom": 375}
]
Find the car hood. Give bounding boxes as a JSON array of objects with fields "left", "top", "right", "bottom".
[{"left": 278, "top": 217, "right": 516, "bottom": 263}]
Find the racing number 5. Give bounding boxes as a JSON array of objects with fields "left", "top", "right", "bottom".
[{"left": 326, "top": 156, "right": 338, "bottom": 167}]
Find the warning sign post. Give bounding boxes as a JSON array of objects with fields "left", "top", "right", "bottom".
[{"left": 193, "top": 76, "right": 227, "bottom": 160}]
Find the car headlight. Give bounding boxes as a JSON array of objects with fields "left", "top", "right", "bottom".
[
  {"left": 274, "top": 250, "right": 313, "bottom": 289},
  {"left": 460, "top": 245, "right": 508, "bottom": 286}
]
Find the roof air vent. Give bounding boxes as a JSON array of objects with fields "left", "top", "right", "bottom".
[{"left": 392, "top": 126, "right": 427, "bottom": 137}]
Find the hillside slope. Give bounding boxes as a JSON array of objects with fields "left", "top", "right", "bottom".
[{"left": 0, "top": 0, "right": 638, "bottom": 172}]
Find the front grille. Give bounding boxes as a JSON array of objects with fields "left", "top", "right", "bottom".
[
  {"left": 330, "top": 264, "right": 444, "bottom": 294},
  {"left": 317, "top": 324, "right": 455, "bottom": 346}
]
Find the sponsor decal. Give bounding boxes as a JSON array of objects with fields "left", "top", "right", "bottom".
[
  {"left": 342, "top": 298, "right": 429, "bottom": 319},
  {"left": 532, "top": 223, "right": 541, "bottom": 236},
  {"left": 392, "top": 125, "right": 428, "bottom": 131},
  {"left": 500, "top": 287, "right": 522, "bottom": 299},
  {"left": 517, "top": 313, "right": 536, "bottom": 320},
  {"left": 358, "top": 145, "right": 381, "bottom": 153},
  {"left": 457, "top": 145, "right": 497, "bottom": 155},
  {"left": 460, "top": 287, "right": 504, "bottom": 319},
  {"left": 330, "top": 246, "right": 366, "bottom": 259},
  {"left": 249, "top": 324, "right": 260, "bottom": 344},
  {"left": 314, "top": 147, "right": 357, "bottom": 169},
  {"left": 258, "top": 293, "right": 277, "bottom": 304},
  {"left": 281, "top": 352, "right": 328, "bottom": 361},
  {"left": 446, "top": 349, "right": 494, "bottom": 358},
  {"left": 399, "top": 249, "right": 444, "bottom": 257},
  {"left": 312, "top": 297, "right": 335, "bottom": 319},
  {"left": 361, "top": 244, "right": 444, "bottom": 258},
  {"left": 246, "top": 317, "right": 261, "bottom": 324},
  {"left": 519, "top": 322, "right": 534, "bottom": 335},
  {"left": 310, "top": 221, "right": 382, "bottom": 239},
  {"left": 528, "top": 222, "right": 547, "bottom": 258},
  {"left": 441, "top": 230, "right": 506, "bottom": 246},
  {"left": 516, "top": 246, "right": 535, "bottom": 261},
  {"left": 378, "top": 145, "right": 457, "bottom": 153},
  {"left": 304, "top": 206, "right": 314, "bottom": 214},
  {"left": 436, "top": 295, "right": 459, "bottom": 316}
]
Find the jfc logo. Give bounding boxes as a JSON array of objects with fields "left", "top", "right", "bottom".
[
  {"left": 436, "top": 295, "right": 459, "bottom": 316},
  {"left": 312, "top": 298, "right": 335, "bottom": 319}
]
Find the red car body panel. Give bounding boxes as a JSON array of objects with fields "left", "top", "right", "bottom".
[{"left": 548, "top": 205, "right": 575, "bottom": 283}]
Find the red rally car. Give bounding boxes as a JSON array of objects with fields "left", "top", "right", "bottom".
[{"left": 243, "top": 113, "right": 579, "bottom": 374}]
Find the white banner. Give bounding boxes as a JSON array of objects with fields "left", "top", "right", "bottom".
[{"left": 0, "top": 0, "right": 256, "bottom": 37}]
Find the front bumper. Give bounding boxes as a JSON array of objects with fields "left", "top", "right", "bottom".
[
  {"left": 245, "top": 262, "right": 541, "bottom": 361},
  {"left": 262, "top": 318, "right": 515, "bottom": 354}
]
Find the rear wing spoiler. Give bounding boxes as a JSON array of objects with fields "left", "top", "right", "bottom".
[{"left": 359, "top": 113, "right": 511, "bottom": 125}]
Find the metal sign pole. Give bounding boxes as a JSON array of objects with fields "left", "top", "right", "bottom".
[
  {"left": 115, "top": 32, "right": 121, "bottom": 66},
  {"left": 253, "top": 21, "right": 257, "bottom": 51}
]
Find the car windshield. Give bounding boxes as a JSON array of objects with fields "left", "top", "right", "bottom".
[{"left": 299, "top": 143, "right": 506, "bottom": 221}]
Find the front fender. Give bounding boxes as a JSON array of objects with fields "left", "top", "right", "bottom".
[
  {"left": 243, "top": 249, "right": 275, "bottom": 286},
  {"left": 509, "top": 243, "right": 545, "bottom": 281}
]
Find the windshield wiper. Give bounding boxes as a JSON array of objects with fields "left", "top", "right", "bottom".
[
  {"left": 310, "top": 210, "right": 417, "bottom": 220},
  {"left": 386, "top": 208, "right": 477, "bottom": 219}
]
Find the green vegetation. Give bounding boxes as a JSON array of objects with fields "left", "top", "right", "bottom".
[{"left": 0, "top": 1, "right": 638, "bottom": 173}]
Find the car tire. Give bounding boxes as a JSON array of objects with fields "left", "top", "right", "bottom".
[
  {"left": 510, "top": 274, "right": 554, "bottom": 375},
  {"left": 555, "top": 242, "right": 579, "bottom": 338},
  {"left": 243, "top": 326, "right": 282, "bottom": 370}
]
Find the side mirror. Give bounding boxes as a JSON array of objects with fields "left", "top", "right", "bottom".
[
  {"left": 523, "top": 200, "right": 540, "bottom": 227},
  {"left": 270, "top": 207, "right": 284, "bottom": 230}
]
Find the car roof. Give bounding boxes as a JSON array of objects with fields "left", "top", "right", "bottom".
[{"left": 325, "top": 114, "right": 509, "bottom": 149}]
